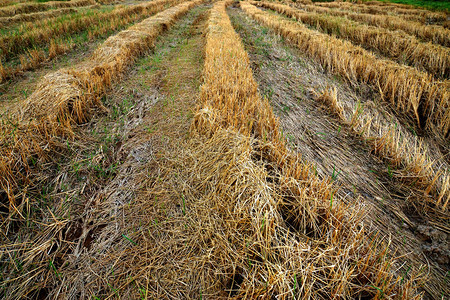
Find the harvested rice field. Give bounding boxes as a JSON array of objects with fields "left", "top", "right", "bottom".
[{"left": 0, "top": 0, "right": 449, "bottom": 299}]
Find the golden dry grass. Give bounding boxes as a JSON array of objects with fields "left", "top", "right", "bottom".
[
  {"left": 0, "top": 6, "right": 90, "bottom": 28},
  {"left": 0, "top": 5, "right": 208, "bottom": 298},
  {"left": 315, "top": 1, "right": 447, "bottom": 23},
  {"left": 178, "top": 0, "right": 421, "bottom": 297},
  {"left": 96, "top": 0, "right": 122, "bottom": 4},
  {"left": 0, "top": 0, "right": 186, "bottom": 82},
  {"left": 242, "top": 1, "right": 449, "bottom": 142},
  {"left": 0, "top": 0, "right": 173, "bottom": 61},
  {"left": 315, "top": 87, "right": 449, "bottom": 213},
  {"left": 0, "top": 1, "right": 438, "bottom": 298},
  {"left": 0, "top": 0, "right": 202, "bottom": 218},
  {"left": 0, "top": 0, "right": 33, "bottom": 7},
  {"left": 362, "top": 1, "right": 415, "bottom": 8},
  {"left": 0, "top": 0, "right": 95, "bottom": 18},
  {"left": 290, "top": 1, "right": 450, "bottom": 47},
  {"left": 255, "top": 1, "right": 449, "bottom": 79},
  {"left": 0, "top": 0, "right": 12, "bottom": 7}
]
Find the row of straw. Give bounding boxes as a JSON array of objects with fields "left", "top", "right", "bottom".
[
  {"left": 243, "top": 2, "right": 449, "bottom": 141},
  {"left": 361, "top": 1, "right": 415, "bottom": 8},
  {"left": 315, "top": 1, "right": 447, "bottom": 23},
  {"left": 255, "top": 1, "right": 449, "bottom": 79},
  {"left": 291, "top": 2, "right": 450, "bottom": 47},
  {"left": 97, "top": 0, "right": 123, "bottom": 4},
  {"left": 0, "top": 2, "right": 203, "bottom": 298},
  {"left": 0, "top": 6, "right": 87, "bottom": 28},
  {"left": 184, "top": 0, "right": 420, "bottom": 298},
  {"left": 0, "top": 0, "right": 185, "bottom": 82},
  {"left": 0, "top": 0, "right": 201, "bottom": 212},
  {"left": 0, "top": 0, "right": 45, "bottom": 7},
  {"left": 316, "top": 86, "right": 449, "bottom": 212},
  {"left": 0, "top": 0, "right": 95, "bottom": 17},
  {"left": 0, "top": 0, "right": 15, "bottom": 8},
  {"left": 0, "top": 0, "right": 180, "bottom": 61}
]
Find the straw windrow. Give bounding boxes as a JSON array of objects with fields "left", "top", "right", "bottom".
[
  {"left": 182, "top": 0, "right": 420, "bottom": 297},
  {"left": 253, "top": 1, "right": 449, "bottom": 79},
  {"left": 0, "top": 6, "right": 89, "bottom": 28},
  {"left": 242, "top": 2, "right": 449, "bottom": 142},
  {"left": 0, "top": 0, "right": 185, "bottom": 82},
  {"left": 315, "top": 87, "right": 449, "bottom": 213},
  {"left": 0, "top": 0, "right": 95, "bottom": 17},
  {"left": 315, "top": 1, "right": 448, "bottom": 23},
  {"left": 290, "top": 2, "right": 450, "bottom": 47},
  {"left": 0, "top": 0, "right": 202, "bottom": 213},
  {"left": 22, "top": 0, "right": 203, "bottom": 122},
  {"left": 0, "top": 0, "right": 182, "bottom": 62},
  {"left": 0, "top": 0, "right": 434, "bottom": 297}
]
